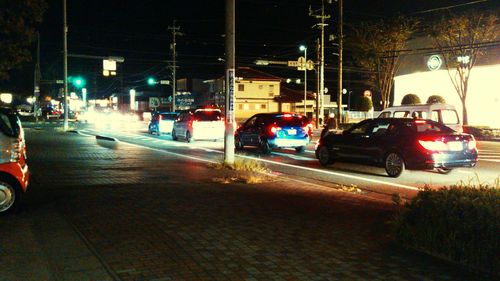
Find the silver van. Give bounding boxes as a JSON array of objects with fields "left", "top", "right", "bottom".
[{"left": 378, "top": 103, "right": 462, "bottom": 132}]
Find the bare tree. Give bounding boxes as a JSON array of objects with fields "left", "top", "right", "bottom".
[
  {"left": 350, "top": 16, "right": 418, "bottom": 109},
  {"left": 430, "top": 11, "right": 498, "bottom": 125}
]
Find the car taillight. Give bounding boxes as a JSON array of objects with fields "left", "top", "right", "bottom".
[
  {"left": 418, "top": 140, "right": 448, "bottom": 151},
  {"left": 269, "top": 125, "right": 281, "bottom": 135},
  {"left": 467, "top": 138, "right": 477, "bottom": 150}
]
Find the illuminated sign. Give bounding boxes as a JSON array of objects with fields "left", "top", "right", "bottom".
[{"left": 427, "top": 55, "right": 442, "bottom": 71}]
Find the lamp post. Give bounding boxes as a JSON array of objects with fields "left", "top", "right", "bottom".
[{"left": 299, "top": 45, "right": 307, "bottom": 116}]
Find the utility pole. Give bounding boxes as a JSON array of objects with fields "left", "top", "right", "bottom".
[
  {"left": 225, "top": 0, "right": 235, "bottom": 165},
  {"left": 168, "top": 21, "right": 181, "bottom": 111},
  {"left": 316, "top": 39, "right": 320, "bottom": 127},
  {"left": 336, "top": 0, "right": 343, "bottom": 127},
  {"left": 34, "top": 32, "right": 41, "bottom": 123},
  {"left": 310, "top": 0, "right": 330, "bottom": 127},
  {"left": 63, "top": 0, "right": 69, "bottom": 130}
]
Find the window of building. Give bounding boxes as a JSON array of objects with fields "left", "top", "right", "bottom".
[
  {"left": 258, "top": 85, "right": 264, "bottom": 90},
  {"left": 238, "top": 84, "right": 245, "bottom": 92},
  {"left": 261, "top": 104, "right": 267, "bottom": 109},
  {"left": 243, "top": 104, "right": 249, "bottom": 110},
  {"left": 238, "top": 104, "right": 243, "bottom": 110},
  {"left": 268, "top": 85, "right": 274, "bottom": 97}
]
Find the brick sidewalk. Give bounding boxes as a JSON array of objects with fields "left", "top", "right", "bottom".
[{"left": 1, "top": 128, "right": 486, "bottom": 281}]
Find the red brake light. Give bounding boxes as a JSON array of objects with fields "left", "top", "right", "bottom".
[
  {"left": 418, "top": 140, "right": 448, "bottom": 151},
  {"left": 283, "top": 114, "right": 292, "bottom": 118},
  {"left": 415, "top": 120, "right": 426, "bottom": 124},
  {"left": 269, "top": 125, "right": 281, "bottom": 135}
]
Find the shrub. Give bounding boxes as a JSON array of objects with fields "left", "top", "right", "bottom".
[
  {"left": 393, "top": 180, "right": 500, "bottom": 275},
  {"left": 354, "top": 96, "right": 373, "bottom": 112},
  {"left": 401, "top": 93, "right": 421, "bottom": 105},
  {"left": 426, "top": 95, "right": 446, "bottom": 104}
]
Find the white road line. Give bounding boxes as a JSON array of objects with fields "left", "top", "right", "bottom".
[
  {"left": 479, "top": 159, "right": 500, "bottom": 163},
  {"left": 91, "top": 131, "right": 420, "bottom": 191}
]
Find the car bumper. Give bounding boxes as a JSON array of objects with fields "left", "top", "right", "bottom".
[
  {"left": 0, "top": 162, "right": 29, "bottom": 192},
  {"left": 192, "top": 128, "right": 225, "bottom": 140},
  {"left": 269, "top": 137, "right": 309, "bottom": 148},
  {"left": 406, "top": 150, "right": 478, "bottom": 170}
]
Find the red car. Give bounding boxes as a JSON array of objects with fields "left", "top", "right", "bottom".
[{"left": 0, "top": 108, "right": 29, "bottom": 214}]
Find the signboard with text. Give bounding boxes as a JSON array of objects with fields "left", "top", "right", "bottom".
[{"left": 226, "top": 69, "right": 235, "bottom": 124}]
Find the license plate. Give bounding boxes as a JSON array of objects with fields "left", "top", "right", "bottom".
[
  {"left": 448, "top": 141, "right": 463, "bottom": 151},
  {"left": 287, "top": 129, "right": 297, "bottom": 135}
]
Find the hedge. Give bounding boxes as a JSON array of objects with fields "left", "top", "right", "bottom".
[{"left": 393, "top": 182, "right": 500, "bottom": 275}]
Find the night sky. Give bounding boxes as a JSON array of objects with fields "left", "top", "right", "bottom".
[{"left": 2, "top": 0, "right": 497, "bottom": 98}]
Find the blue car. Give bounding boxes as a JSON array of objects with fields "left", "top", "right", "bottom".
[
  {"left": 148, "top": 112, "right": 179, "bottom": 135},
  {"left": 235, "top": 113, "right": 312, "bottom": 154}
]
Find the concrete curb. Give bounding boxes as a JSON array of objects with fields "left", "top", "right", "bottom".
[{"left": 95, "top": 135, "right": 119, "bottom": 142}]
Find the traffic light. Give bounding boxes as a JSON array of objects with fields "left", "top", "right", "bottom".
[
  {"left": 147, "top": 77, "right": 156, "bottom": 85},
  {"left": 71, "top": 76, "right": 86, "bottom": 88}
]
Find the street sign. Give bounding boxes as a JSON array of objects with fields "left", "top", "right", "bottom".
[
  {"left": 288, "top": 61, "right": 299, "bottom": 67},
  {"left": 149, "top": 97, "right": 160, "bottom": 108},
  {"left": 226, "top": 69, "right": 235, "bottom": 123},
  {"left": 56, "top": 80, "right": 64, "bottom": 84},
  {"left": 160, "top": 80, "right": 170, "bottom": 85}
]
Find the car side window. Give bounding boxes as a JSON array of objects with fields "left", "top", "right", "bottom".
[
  {"left": 394, "top": 111, "right": 410, "bottom": 118},
  {"left": 370, "top": 121, "right": 390, "bottom": 136},
  {"left": 379, "top": 112, "right": 391, "bottom": 118},
  {"left": 431, "top": 110, "right": 440, "bottom": 122},
  {"left": 350, "top": 121, "right": 371, "bottom": 135}
]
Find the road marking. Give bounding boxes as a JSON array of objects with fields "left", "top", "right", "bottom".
[
  {"left": 87, "top": 130, "right": 420, "bottom": 191},
  {"left": 479, "top": 159, "right": 500, "bottom": 163}
]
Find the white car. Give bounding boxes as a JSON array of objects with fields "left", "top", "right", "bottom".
[{"left": 172, "top": 109, "right": 224, "bottom": 142}]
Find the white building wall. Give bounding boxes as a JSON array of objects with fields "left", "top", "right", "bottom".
[{"left": 394, "top": 64, "right": 500, "bottom": 128}]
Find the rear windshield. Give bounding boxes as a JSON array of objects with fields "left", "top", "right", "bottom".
[
  {"left": 403, "top": 120, "right": 454, "bottom": 134},
  {"left": 194, "top": 110, "right": 223, "bottom": 121},
  {"left": 0, "top": 111, "right": 20, "bottom": 137},
  {"left": 160, "top": 113, "right": 178, "bottom": 120},
  {"left": 270, "top": 116, "right": 309, "bottom": 127}
]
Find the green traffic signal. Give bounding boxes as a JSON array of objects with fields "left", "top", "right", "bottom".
[
  {"left": 147, "top": 77, "right": 156, "bottom": 85},
  {"left": 72, "top": 76, "right": 86, "bottom": 88}
]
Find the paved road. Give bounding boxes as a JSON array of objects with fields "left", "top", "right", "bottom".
[
  {"left": 71, "top": 120, "right": 500, "bottom": 201},
  {"left": 1, "top": 125, "right": 492, "bottom": 280}
]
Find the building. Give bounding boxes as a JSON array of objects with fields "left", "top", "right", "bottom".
[
  {"left": 203, "top": 67, "right": 315, "bottom": 122},
  {"left": 394, "top": 36, "right": 500, "bottom": 127}
]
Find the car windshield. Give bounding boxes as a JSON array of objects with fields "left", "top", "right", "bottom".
[
  {"left": 404, "top": 120, "right": 454, "bottom": 134},
  {"left": 160, "top": 113, "right": 178, "bottom": 120},
  {"left": 194, "top": 110, "right": 222, "bottom": 121},
  {"left": 270, "top": 115, "right": 308, "bottom": 127},
  {"left": 0, "top": 111, "right": 20, "bottom": 138}
]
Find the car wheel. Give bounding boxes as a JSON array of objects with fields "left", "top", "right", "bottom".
[
  {"left": 260, "top": 138, "right": 271, "bottom": 154},
  {"left": 148, "top": 125, "right": 154, "bottom": 134},
  {"left": 0, "top": 180, "right": 21, "bottom": 215},
  {"left": 317, "top": 145, "right": 333, "bottom": 166},
  {"left": 436, "top": 167, "right": 453, "bottom": 174},
  {"left": 295, "top": 146, "right": 306, "bottom": 153},
  {"left": 235, "top": 135, "right": 244, "bottom": 150},
  {"left": 385, "top": 152, "right": 405, "bottom": 178},
  {"left": 156, "top": 128, "right": 161, "bottom": 136},
  {"left": 186, "top": 131, "right": 193, "bottom": 143},
  {"left": 172, "top": 129, "right": 178, "bottom": 141}
]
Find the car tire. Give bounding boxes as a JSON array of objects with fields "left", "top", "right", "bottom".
[
  {"left": 235, "top": 135, "right": 244, "bottom": 150},
  {"left": 156, "top": 128, "right": 161, "bottom": 136},
  {"left": 385, "top": 152, "right": 405, "bottom": 178},
  {"left": 172, "top": 129, "right": 178, "bottom": 141},
  {"left": 0, "top": 179, "right": 21, "bottom": 215},
  {"left": 317, "top": 145, "right": 333, "bottom": 166},
  {"left": 260, "top": 138, "right": 271, "bottom": 154},
  {"left": 436, "top": 167, "right": 453, "bottom": 174},
  {"left": 186, "top": 131, "right": 193, "bottom": 143},
  {"left": 295, "top": 146, "right": 306, "bottom": 153}
]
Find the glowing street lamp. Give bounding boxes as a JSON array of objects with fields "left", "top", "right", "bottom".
[{"left": 299, "top": 45, "right": 307, "bottom": 115}]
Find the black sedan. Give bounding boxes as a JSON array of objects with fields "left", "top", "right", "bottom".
[{"left": 315, "top": 118, "right": 478, "bottom": 177}]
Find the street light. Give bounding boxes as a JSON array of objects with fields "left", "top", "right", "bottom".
[{"left": 299, "top": 45, "right": 307, "bottom": 116}]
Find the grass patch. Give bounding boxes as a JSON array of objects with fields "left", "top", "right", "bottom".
[
  {"left": 208, "top": 158, "right": 273, "bottom": 184},
  {"left": 393, "top": 176, "right": 500, "bottom": 275}
]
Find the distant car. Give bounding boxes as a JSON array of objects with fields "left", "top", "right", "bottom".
[
  {"left": 235, "top": 113, "right": 312, "bottom": 154},
  {"left": 315, "top": 118, "right": 478, "bottom": 177},
  {"left": 0, "top": 107, "right": 29, "bottom": 214},
  {"left": 41, "top": 107, "right": 62, "bottom": 120},
  {"left": 148, "top": 112, "right": 179, "bottom": 135},
  {"left": 378, "top": 103, "right": 462, "bottom": 133},
  {"left": 172, "top": 108, "right": 224, "bottom": 142}
]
